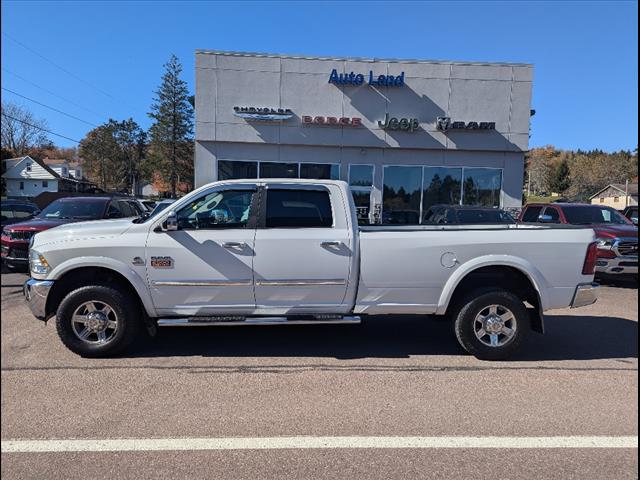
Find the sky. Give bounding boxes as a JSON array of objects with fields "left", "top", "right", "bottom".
[{"left": 1, "top": 0, "right": 638, "bottom": 152}]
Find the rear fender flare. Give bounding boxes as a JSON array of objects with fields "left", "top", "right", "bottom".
[{"left": 436, "top": 255, "right": 549, "bottom": 315}]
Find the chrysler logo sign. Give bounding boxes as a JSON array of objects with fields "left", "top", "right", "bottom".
[
  {"left": 233, "top": 106, "right": 293, "bottom": 121},
  {"left": 436, "top": 117, "right": 496, "bottom": 132}
]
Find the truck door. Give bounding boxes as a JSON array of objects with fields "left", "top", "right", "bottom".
[
  {"left": 252, "top": 184, "right": 353, "bottom": 314},
  {"left": 145, "top": 185, "right": 258, "bottom": 316}
]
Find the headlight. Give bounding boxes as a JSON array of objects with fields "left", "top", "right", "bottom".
[
  {"left": 29, "top": 250, "right": 51, "bottom": 275},
  {"left": 595, "top": 237, "right": 615, "bottom": 249}
]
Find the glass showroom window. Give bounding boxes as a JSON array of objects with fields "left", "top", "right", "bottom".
[
  {"left": 382, "top": 166, "right": 423, "bottom": 225},
  {"left": 259, "top": 162, "right": 299, "bottom": 178},
  {"left": 349, "top": 165, "right": 374, "bottom": 225},
  {"left": 463, "top": 168, "right": 502, "bottom": 207},
  {"left": 218, "top": 160, "right": 257, "bottom": 180},
  {"left": 422, "top": 167, "right": 462, "bottom": 215},
  {"left": 300, "top": 163, "right": 339, "bottom": 180}
]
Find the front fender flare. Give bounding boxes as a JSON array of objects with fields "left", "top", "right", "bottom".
[{"left": 48, "top": 257, "right": 156, "bottom": 317}]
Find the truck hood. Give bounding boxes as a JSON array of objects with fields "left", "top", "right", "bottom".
[
  {"left": 3, "top": 217, "right": 71, "bottom": 232},
  {"left": 32, "top": 218, "right": 136, "bottom": 247},
  {"left": 592, "top": 224, "right": 638, "bottom": 239}
]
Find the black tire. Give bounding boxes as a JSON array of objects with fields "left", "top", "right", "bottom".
[
  {"left": 453, "top": 288, "right": 529, "bottom": 361},
  {"left": 56, "top": 285, "right": 141, "bottom": 357}
]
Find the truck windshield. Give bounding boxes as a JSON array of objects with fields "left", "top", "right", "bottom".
[
  {"left": 38, "top": 199, "right": 106, "bottom": 220},
  {"left": 562, "top": 206, "right": 629, "bottom": 225}
]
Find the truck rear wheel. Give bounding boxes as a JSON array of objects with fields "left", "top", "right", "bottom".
[
  {"left": 55, "top": 285, "right": 140, "bottom": 357},
  {"left": 453, "top": 288, "right": 529, "bottom": 360}
]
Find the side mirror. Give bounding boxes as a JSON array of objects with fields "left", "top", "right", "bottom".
[
  {"left": 632, "top": 217, "right": 638, "bottom": 226},
  {"left": 538, "top": 214, "right": 554, "bottom": 223},
  {"left": 162, "top": 211, "right": 178, "bottom": 231}
]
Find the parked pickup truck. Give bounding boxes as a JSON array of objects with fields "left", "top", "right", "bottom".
[
  {"left": 519, "top": 203, "right": 638, "bottom": 281},
  {"left": 24, "top": 180, "right": 600, "bottom": 360}
]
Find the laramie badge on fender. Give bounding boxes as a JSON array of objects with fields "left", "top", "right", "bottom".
[{"left": 150, "top": 256, "right": 174, "bottom": 268}]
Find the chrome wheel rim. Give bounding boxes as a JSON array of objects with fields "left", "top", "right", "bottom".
[
  {"left": 71, "top": 301, "right": 118, "bottom": 345},
  {"left": 474, "top": 304, "right": 517, "bottom": 348}
]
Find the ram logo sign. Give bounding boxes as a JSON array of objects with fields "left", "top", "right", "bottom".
[{"left": 436, "top": 116, "right": 496, "bottom": 132}]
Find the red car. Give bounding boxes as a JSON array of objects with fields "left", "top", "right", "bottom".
[
  {"left": 1, "top": 196, "right": 144, "bottom": 271},
  {"left": 519, "top": 203, "right": 638, "bottom": 281}
]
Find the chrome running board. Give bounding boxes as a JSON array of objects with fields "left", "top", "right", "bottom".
[{"left": 157, "top": 315, "right": 361, "bottom": 327}]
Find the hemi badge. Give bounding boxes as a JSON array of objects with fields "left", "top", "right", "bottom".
[{"left": 132, "top": 257, "right": 145, "bottom": 266}]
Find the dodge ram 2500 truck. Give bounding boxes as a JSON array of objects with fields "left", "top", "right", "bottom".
[{"left": 24, "top": 179, "right": 600, "bottom": 360}]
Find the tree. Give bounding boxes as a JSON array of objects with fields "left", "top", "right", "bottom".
[
  {"left": 147, "top": 54, "right": 194, "bottom": 197},
  {"left": 549, "top": 159, "right": 570, "bottom": 194},
  {"left": 1, "top": 101, "right": 51, "bottom": 156},
  {"left": 112, "top": 119, "right": 147, "bottom": 195},
  {"left": 78, "top": 118, "right": 148, "bottom": 193},
  {"left": 79, "top": 123, "right": 120, "bottom": 191}
]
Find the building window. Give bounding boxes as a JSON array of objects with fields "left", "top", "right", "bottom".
[
  {"left": 259, "top": 162, "right": 299, "bottom": 179},
  {"left": 381, "top": 165, "right": 503, "bottom": 225},
  {"left": 42, "top": 180, "right": 48, "bottom": 188},
  {"left": 19, "top": 181, "right": 24, "bottom": 190},
  {"left": 382, "top": 166, "right": 423, "bottom": 225},
  {"left": 218, "top": 160, "right": 258, "bottom": 180},
  {"left": 422, "top": 167, "right": 462, "bottom": 214},
  {"left": 349, "top": 164, "right": 374, "bottom": 187},
  {"left": 463, "top": 168, "right": 502, "bottom": 207},
  {"left": 349, "top": 165, "right": 375, "bottom": 225},
  {"left": 299, "top": 163, "right": 339, "bottom": 180},
  {"left": 614, "top": 196, "right": 620, "bottom": 203},
  {"left": 600, "top": 198, "right": 605, "bottom": 203},
  {"left": 26, "top": 163, "right": 32, "bottom": 172}
]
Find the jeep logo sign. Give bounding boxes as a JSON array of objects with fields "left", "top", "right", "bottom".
[{"left": 378, "top": 114, "right": 419, "bottom": 132}]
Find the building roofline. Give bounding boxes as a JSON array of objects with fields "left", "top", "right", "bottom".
[
  {"left": 589, "top": 183, "right": 638, "bottom": 199},
  {"left": 195, "top": 49, "right": 533, "bottom": 68}
]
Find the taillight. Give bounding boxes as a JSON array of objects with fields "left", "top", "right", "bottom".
[{"left": 582, "top": 242, "right": 598, "bottom": 275}]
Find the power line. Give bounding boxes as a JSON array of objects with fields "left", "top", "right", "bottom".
[
  {"left": 2, "top": 87, "right": 99, "bottom": 127},
  {"left": 2, "top": 67, "right": 105, "bottom": 119},
  {"left": 1, "top": 31, "right": 118, "bottom": 102},
  {"left": 1, "top": 112, "right": 81, "bottom": 143}
]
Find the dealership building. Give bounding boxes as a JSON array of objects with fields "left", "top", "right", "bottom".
[{"left": 194, "top": 50, "right": 533, "bottom": 224}]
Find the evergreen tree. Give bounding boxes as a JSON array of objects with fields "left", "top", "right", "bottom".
[
  {"left": 147, "top": 54, "right": 194, "bottom": 197},
  {"left": 549, "top": 159, "right": 570, "bottom": 193}
]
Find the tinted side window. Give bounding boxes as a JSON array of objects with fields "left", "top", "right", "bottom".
[
  {"left": 177, "top": 190, "right": 255, "bottom": 230},
  {"left": 522, "top": 206, "right": 543, "bottom": 222},
  {"left": 117, "top": 201, "right": 136, "bottom": 217},
  {"left": 544, "top": 207, "right": 561, "bottom": 223},
  {"left": 107, "top": 202, "right": 124, "bottom": 218},
  {"left": 266, "top": 189, "right": 333, "bottom": 228}
]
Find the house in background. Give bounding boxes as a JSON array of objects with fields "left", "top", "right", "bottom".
[
  {"left": 2, "top": 156, "right": 95, "bottom": 198},
  {"left": 42, "top": 157, "right": 83, "bottom": 181},
  {"left": 590, "top": 182, "right": 638, "bottom": 209}
]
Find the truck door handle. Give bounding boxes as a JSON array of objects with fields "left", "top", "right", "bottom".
[
  {"left": 321, "top": 241, "right": 342, "bottom": 248},
  {"left": 222, "top": 242, "right": 246, "bottom": 249}
]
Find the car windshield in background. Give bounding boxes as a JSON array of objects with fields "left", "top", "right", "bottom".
[
  {"left": 456, "top": 209, "right": 515, "bottom": 224},
  {"left": 562, "top": 206, "right": 629, "bottom": 225},
  {"left": 147, "top": 200, "right": 176, "bottom": 219},
  {"left": 39, "top": 200, "right": 106, "bottom": 220}
]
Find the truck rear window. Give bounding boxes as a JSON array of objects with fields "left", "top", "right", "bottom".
[{"left": 265, "top": 189, "right": 333, "bottom": 228}]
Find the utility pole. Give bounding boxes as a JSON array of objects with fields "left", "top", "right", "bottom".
[{"left": 625, "top": 179, "right": 629, "bottom": 208}]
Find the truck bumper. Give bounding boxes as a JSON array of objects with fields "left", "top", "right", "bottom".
[
  {"left": 570, "top": 282, "right": 599, "bottom": 309},
  {"left": 23, "top": 278, "right": 54, "bottom": 321},
  {"left": 595, "top": 256, "right": 638, "bottom": 275}
]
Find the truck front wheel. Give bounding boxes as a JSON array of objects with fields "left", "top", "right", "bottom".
[
  {"left": 453, "top": 288, "right": 529, "bottom": 360},
  {"left": 55, "top": 285, "right": 140, "bottom": 357}
]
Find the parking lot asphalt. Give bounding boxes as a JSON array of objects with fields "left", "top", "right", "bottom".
[{"left": 1, "top": 271, "right": 637, "bottom": 479}]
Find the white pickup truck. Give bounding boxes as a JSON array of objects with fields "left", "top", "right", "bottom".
[{"left": 24, "top": 179, "right": 600, "bottom": 360}]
